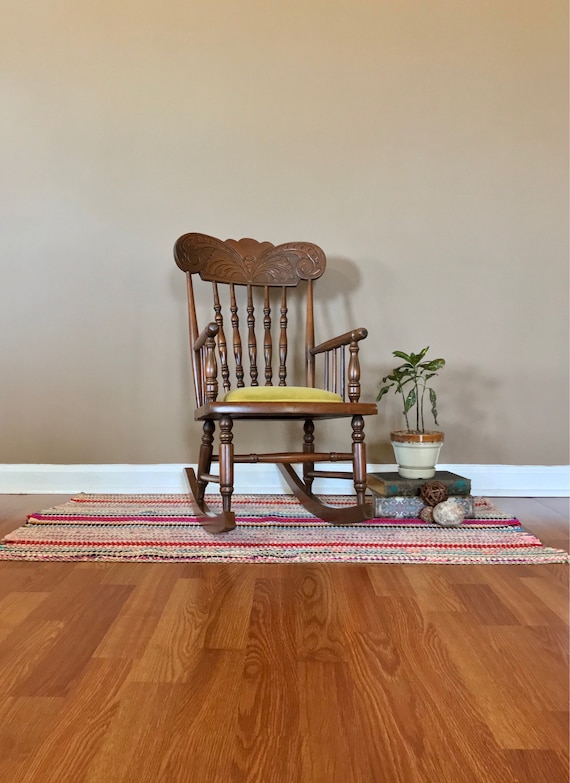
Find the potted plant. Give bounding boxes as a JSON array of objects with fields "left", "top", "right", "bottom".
[{"left": 376, "top": 347, "right": 446, "bottom": 479}]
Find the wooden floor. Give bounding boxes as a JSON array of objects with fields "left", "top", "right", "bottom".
[{"left": 0, "top": 496, "right": 567, "bottom": 783}]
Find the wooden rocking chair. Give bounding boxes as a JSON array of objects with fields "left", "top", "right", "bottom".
[{"left": 174, "top": 233, "right": 378, "bottom": 532}]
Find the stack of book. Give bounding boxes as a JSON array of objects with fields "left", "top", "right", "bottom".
[{"left": 367, "top": 470, "right": 473, "bottom": 518}]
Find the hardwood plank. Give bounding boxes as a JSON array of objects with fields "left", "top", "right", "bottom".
[
  {"left": 0, "top": 620, "right": 64, "bottom": 694},
  {"left": 430, "top": 611, "right": 567, "bottom": 750},
  {"left": 297, "top": 661, "right": 358, "bottom": 782},
  {"left": 292, "top": 564, "right": 346, "bottom": 662},
  {"left": 337, "top": 564, "right": 385, "bottom": 630},
  {"left": 470, "top": 566, "right": 567, "bottom": 626},
  {"left": 17, "top": 658, "right": 131, "bottom": 783},
  {"left": 452, "top": 582, "right": 521, "bottom": 625},
  {"left": 519, "top": 574, "right": 569, "bottom": 623},
  {"left": 404, "top": 565, "right": 464, "bottom": 613},
  {"left": 482, "top": 625, "right": 568, "bottom": 713},
  {"left": 366, "top": 563, "right": 416, "bottom": 596},
  {"left": 0, "top": 696, "right": 65, "bottom": 782},
  {"left": 18, "top": 565, "right": 107, "bottom": 620},
  {"left": 128, "top": 577, "right": 210, "bottom": 683},
  {"left": 83, "top": 681, "right": 177, "bottom": 782},
  {"left": 2, "top": 562, "right": 79, "bottom": 595},
  {"left": 129, "top": 568, "right": 255, "bottom": 682},
  {"left": 0, "top": 566, "right": 34, "bottom": 598},
  {"left": 12, "top": 582, "right": 132, "bottom": 697},
  {"left": 87, "top": 652, "right": 244, "bottom": 783},
  {"left": 0, "top": 591, "right": 50, "bottom": 644},
  {"left": 534, "top": 497, "right": 570, "bottom": 518},
  {"left": 199, "top": 563, "right": 256, "bottom": 650},
  {"left": 502, "top": 748, "right": 569, "bottom": 783},
  {"left": 95, "top": 564, "right": 187, "bottom": 660}
]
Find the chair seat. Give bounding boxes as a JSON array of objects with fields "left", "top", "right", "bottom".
[
  {"left": 195, "top": 398, "right": 378, "bottom": 420},
  {"left": 222, "top": 386, "right": 343, "bottom": 403}
]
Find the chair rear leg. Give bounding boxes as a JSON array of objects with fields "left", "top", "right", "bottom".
[
  {"left": 196, "top": 420, "right": 215, "bottom": 506},
  {"left": 351, "top": 414, "right": 367, "bottom": 506},
  {"left": 302, "top": 419, "right": 315, "bottom": 495}
]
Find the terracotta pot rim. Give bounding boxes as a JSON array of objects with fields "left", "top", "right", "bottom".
[{"left": 390, "top": 430, "right": 445, "bottom": 444}]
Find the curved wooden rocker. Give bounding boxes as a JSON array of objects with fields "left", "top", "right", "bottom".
[
  {"left": 185, "top": 467, "right": 236, "bottom": 534},
  {"left": 174, "top": 233, "right": 378, "bottom": 533},
  {"left": 277, "top": 464, "right": 375, "bottom": 525}
]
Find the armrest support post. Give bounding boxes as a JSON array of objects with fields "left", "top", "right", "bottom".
[
  {"left": 194, "top": 323, "right": 219, "bottom": 403},
  {"left": 348, "top": 337, "right": 362, "bottom": 402}
]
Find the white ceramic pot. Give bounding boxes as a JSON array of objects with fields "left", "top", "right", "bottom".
[{"left": 390, "top": 430, "right": 444, "bottom": 479}]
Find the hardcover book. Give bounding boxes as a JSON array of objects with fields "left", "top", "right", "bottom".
[
  {"left": 367, "top": 470, "right": 471, "bottom": 498},
  {"left": 373, "top": 495, "right": 475, "bottom": 519}
]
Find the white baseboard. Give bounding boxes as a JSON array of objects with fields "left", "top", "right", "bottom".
[{"left": 0, "top": 463, "right": 568, "bottom": 496}]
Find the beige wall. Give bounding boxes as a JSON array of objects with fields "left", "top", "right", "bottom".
[{"left": 1, "top": 0, "right": 568, "bottom": 465}]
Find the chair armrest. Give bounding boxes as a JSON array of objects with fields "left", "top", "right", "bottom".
[
  {"left": 310, "top": 328, "right": 368, "bottom": 355},
  {"left": 194, "top": 322, "right": 219, "bottom": 351}
]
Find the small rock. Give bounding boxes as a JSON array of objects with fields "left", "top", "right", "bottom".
[
  {"left": 433, "top": 499, "right": 465, "bottom": 527},
  {"left": 419, "top": 506, "right": 434, "bottom": 523}
]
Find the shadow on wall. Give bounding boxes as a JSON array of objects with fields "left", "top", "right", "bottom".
[
  {"left": 283, "top": 255, "right": 380, "bottom": 454},
  {"left": 440, "top": 366, "right": 502, "bottom": 463},
  {"left": 286, "top": 255, "right": 367, "bottom": 385},
  {"left": 315, "top": 255, "right": 363, "bottom": 338}
]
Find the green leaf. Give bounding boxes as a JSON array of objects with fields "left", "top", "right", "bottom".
[
  {"left": 403, "top": 388, "right": 417, "bottom": 414},
  {"left": 376, "top": 385, "right": 392, "bottom": 401},
  {"left": 409, "top": 347, "right": 429, "bottom": 366},
  {"left": 429, "top": 388, "right": 439, "bottom": 425},
  {"left": 392, "top": 350, "right": 411, "bottom": 362},
  {"left": 420, "top": 359, "right": 445, "bottom": 372}
]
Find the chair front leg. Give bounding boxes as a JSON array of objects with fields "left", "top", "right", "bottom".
[
  {"left": 351, "top": 414, "right": 367, "bottom": 505},
  {"left": 219, "top": 415, "right": 234, "bottom": 514},
  {"left": 303, "top": 419, "right": 315, "bottom": 495}
]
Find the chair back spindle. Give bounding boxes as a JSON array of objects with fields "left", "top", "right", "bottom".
[
  {"left": 246, "top": 286, "right": 258, "bottom": 386},
  {"left": 212, "top": 282, "right": 230, "bottom": 393},
  {"left": 332, "top": 348, "right": 338, "bottom": 394},
  {"left": 263, "top": 286, "right": 273, "bottom": 386},
  {"left": 278, "top": 287, "right": 288, "bottom": 386},
  {"left": 230, "top": 284, "right": 245, "bottom": 388},
  {"left": 306, "top": 279, "right": 315, "bottom": 387}
]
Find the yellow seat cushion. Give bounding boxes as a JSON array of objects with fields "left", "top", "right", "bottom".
[{"left": 222, "top": 386, "right": 343, "bottom": 403}]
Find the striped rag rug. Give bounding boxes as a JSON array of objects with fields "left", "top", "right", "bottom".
[{"left": 0, "top": 494, "right": 567, "bottom": 564}]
